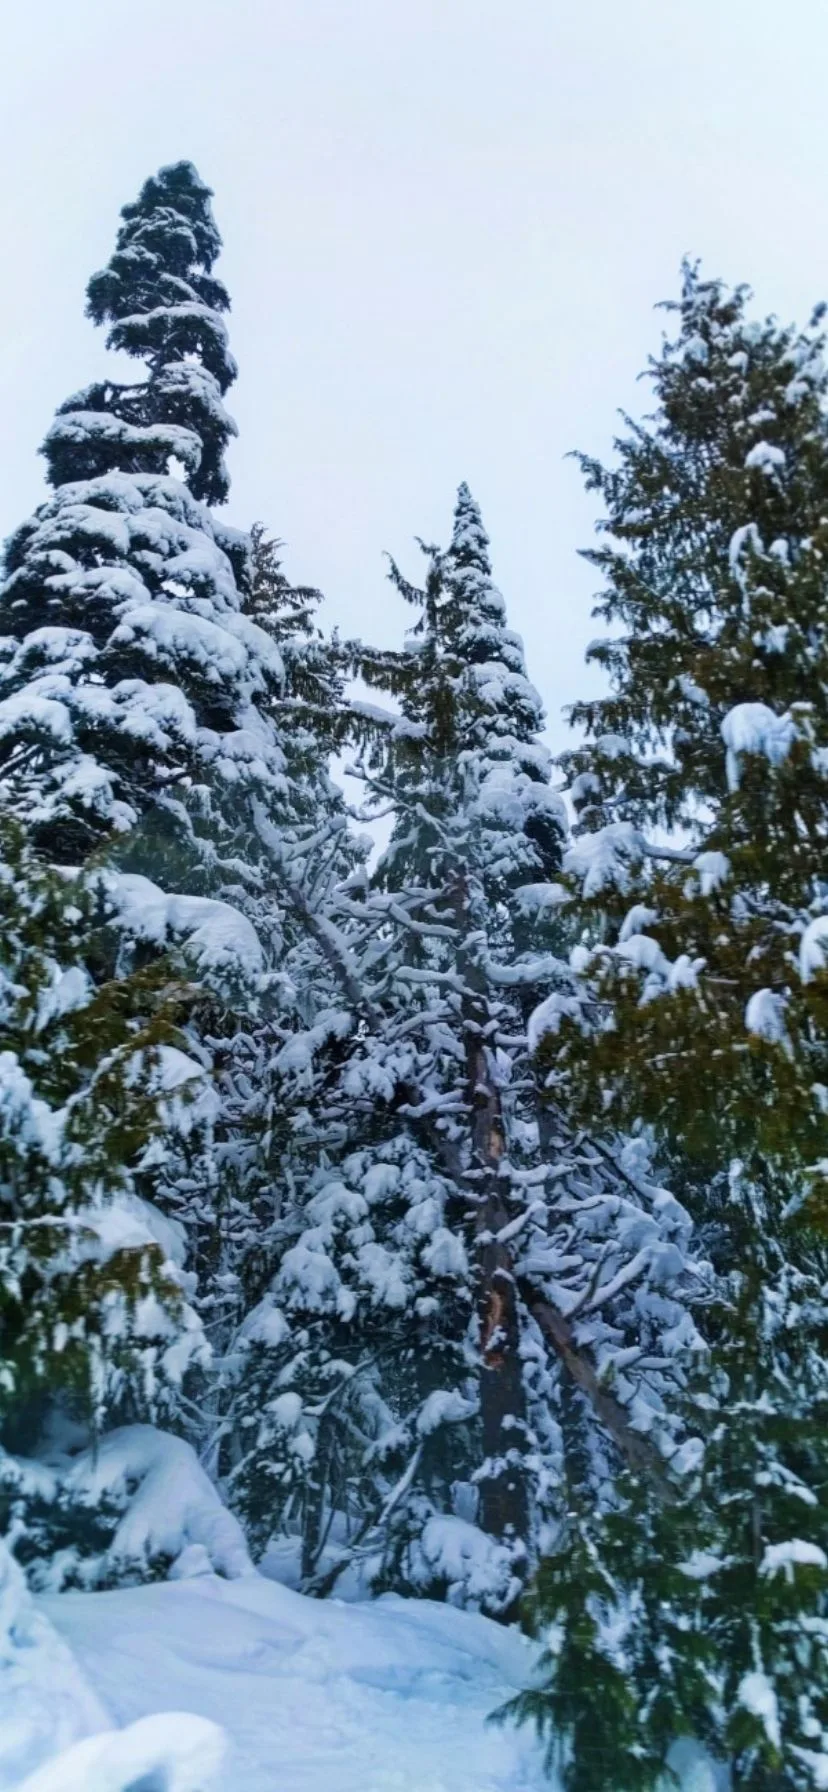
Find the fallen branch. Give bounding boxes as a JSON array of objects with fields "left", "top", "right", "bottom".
[{"left": 523, "top": 1285, "right": 678, "bottom": 1503}]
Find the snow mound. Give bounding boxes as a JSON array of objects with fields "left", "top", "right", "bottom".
[
  {"left": 693, "top": 850, "right": 730, "bottom": 895},
  {"left": 407, "top": 1514, "right": 521, "bottom": 1612},
  {"left": 60, "top": 1427, "right": 253, "bottom": 1584},
  {"left": 0, "top": 1541, "right": 107, "bottom": 1790},
  {"left": 760, "top": 1538, "right": 828, "bottom": 1579},
  {"left": 527, "top": 988, "right": 586, "bottom": 1050},
  {"left": 801, "top": 916, "right": 828, "bottom": 983},
  {"left": 564, "top": 820, "right": 644, "bottom": 895},
  {"left": 17, "top": 1713, "right": 225, "bottom": 1792},
  {"left": 18, "top": 1565, "right": 724, "bottom": 1792},
  {"left": 745, "top": 988, "right": 789, "bottom": 1045},
  {"left": 744, "top": 440, "right": 786, "bottom": 474},
  {"left": 40, "top": 1571, "right": 550, "bottom": 1792}
]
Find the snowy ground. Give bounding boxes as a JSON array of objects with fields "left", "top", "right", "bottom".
[{"left": 33, "top": 1571, "right": 551, "bottom": 1791}]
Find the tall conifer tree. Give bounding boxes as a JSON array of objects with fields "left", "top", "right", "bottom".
[
  {"left": 230, "top": 487, "right": 700, "bottom": 1609},
  {"left": 0, "top": 162, "right": 283, "bottom": 886},
  {"left": 181, "top": 528, "right": 367, "bottom": 1485},
  {"left": 0, "top": 166, "right": 299, "bottom": 1552},
  {"left": 520, "top": 268, "right": 828, "bottom": 1792}
]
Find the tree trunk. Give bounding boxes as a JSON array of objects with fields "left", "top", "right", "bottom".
[
  {"left": 467, "top": 1035, "right": 530, "bottom": 1545},
  {"left": 301, "top": 1409, "right": 336, "bottom": 1582}
]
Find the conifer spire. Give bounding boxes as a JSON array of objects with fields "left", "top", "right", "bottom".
[
  {"left": 0, "top": 163, "right": 282, "bottom": 868},
  {"left": 46, "top": 161, "right": 237, "bottom": 504},
  {"left": 442, "top": 482, "right": 540, "bottom": 736}
]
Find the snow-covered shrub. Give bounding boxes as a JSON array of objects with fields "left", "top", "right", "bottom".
[
  {"left": 380, "top": 1508, "right": 523, "bottom": 1613},
  {"left": 10, "top": 1427, "right": 251, "bottom": 1593},
  {"left": 0, "top": 823, "right": 225, "bottom": 1590}
]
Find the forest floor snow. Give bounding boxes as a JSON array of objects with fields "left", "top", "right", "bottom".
[{"left": 33, "top": 1569, "right": 551, "bottom": 1790}]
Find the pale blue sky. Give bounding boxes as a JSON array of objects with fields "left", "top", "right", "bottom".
[{"left": 2, "top": 0, "right": 826, "bottom": 748}]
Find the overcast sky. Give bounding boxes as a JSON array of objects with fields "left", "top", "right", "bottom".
[{"left": 2, "top": 0, "right": 826, "bottom": 750}]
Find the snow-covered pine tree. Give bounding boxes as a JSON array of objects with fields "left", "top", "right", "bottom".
[
  {"left": 180, "top": 527, "right": 369, "bottom": 1486},
  {"left": 0, "top": 164, "right": 308, "bottom": 1571},
  {"left": 0, "top": 818, "right": 216, "bottom": 1580},
  {"left": 247, "top": 523, "right": 350, "bottom": 746},
  {"left": 229, "top": 486, "right": 702, "bottom": 1612},
  {"left": 521, "top": 267, "right": 828, "bottom": 1792},
  {"left": 355, "top": 481, "right": 569, "bottom": 1561},
  {"left": 0, "top": 160, "right": 283, "bottom": 888}
]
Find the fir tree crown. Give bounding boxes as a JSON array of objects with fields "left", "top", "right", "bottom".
[
  {"left": 0, "top": 163, "right": 285, "bottom": 867},
  {"left": 45, "top": 161, "right": 237, "bottom": 504}
]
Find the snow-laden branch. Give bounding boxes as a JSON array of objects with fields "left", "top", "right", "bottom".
[{"left": 524, "top": 1290, "right": 679, "bottom": 1500}]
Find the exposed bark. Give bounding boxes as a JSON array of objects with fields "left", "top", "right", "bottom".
[
  {"left": 524, "top": 1288, "right": 677, "bottom": 1502},
  {"left": 301, "top": 1408, "right": 337, "bottom": 1581},
  {"left": 531, "top": 1098, "right": 679, "bottom": 1500},
  {"left": 467, "top": 1037, "right": 529, "bottom": 1544}
]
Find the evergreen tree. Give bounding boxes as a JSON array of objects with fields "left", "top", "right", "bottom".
[
  {"left": 360, "top": 481, "right": 569, "bottom": 1557},
  {"left": 229, "top": 487, "right": 700, "bottom": 1610},
  {"left": 247, "top": 523, "right": 349, "bottom": 741},
  {"left": 0, "top": 820, "right": 206, "bottom": 1461},
  {"left": 557, "top": 263, "right": 828, "bottom": 1198},
  {"left": 173, "top": 527, "right": 367, "bottom": 1486},
  {"left": 520, "top": 268, "right": 828, "bottom": 1792},
  {"left": 0, "top": 161, "right": 283, "bottom": 885},
  {"left": 0, "top": 812, "right": 255, "bottom": 1593},
  {"left": 0, "top": 162, "right": 348, "bottom": 1433},
  {"left": 0, "top": 166, "right": 322, "bottom": 1579}
]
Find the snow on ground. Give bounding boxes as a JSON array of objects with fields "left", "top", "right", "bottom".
[
  {"left": 36, "top": 1570, "right": 551, "bottom": 1792},
  {"left": 0, "top": 1543, "right": 108, "bottom": 1791},
  {"left": 17, "top": 1713, "right": 225, "bottom": 1792}
]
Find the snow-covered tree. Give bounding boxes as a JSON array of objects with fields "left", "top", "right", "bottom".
[
  {"left": 229, "top": 486, "right": 701, "bottom": 1612},
  {"left": 521, "top": 268, "right": 828, "bottom": 1792},
  {"left": 555, "top": 264, "right": 828, "bottom": 1201},
  {"left": 0, "top": 161, "right": 283, "bottom": 885},
  {"left": 0, "top": 818, "right": 223, "bottom": 1583},
  {"left": 0, "top": 160, "right": 346, "bottom": 1386},
  {"left": 0, "top": 165, "right": 321, "bottom": 1583},
  {"left": 0, "top": 823, "right": 209, "bottom": 1440},
  {"left": 174, "top": 528, "right": 367, "bottom": 1487},
  {"left": 247, "top": 523, "right": 350, "bottom": 750}
]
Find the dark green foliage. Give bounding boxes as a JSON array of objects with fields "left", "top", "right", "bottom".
[
  {"left": 0, "top": 821, "right": 196, "bottom": 1431},
  {"left": 503, "top": 1250, "right": 828, "bottom": 1792},
  {"left": 53, "top": 161, "right": 236, "bottom": 503},
  {"left": 248, "top": 524, "right": 348, "bottom": 738},
  {"left": 517, "top": 266, "right": 828, "bottom": 1792},
  {"left": 551, "top": 264, "right": 828, "bottom": 1201},
  {"left": 494, "top": 1497, "right": 709, "bottom": 1792}
]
